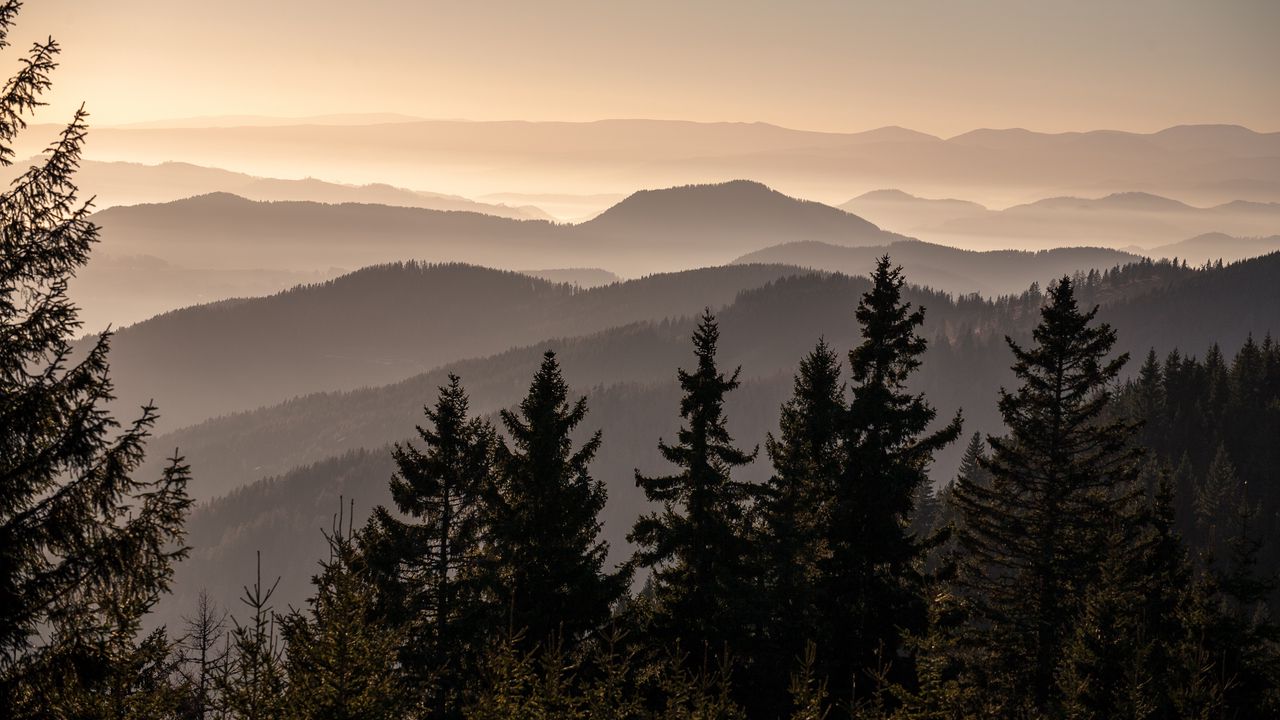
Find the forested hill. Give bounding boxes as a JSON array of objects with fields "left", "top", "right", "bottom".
[
  {"left": 146, "top": 255, "right": 1280, "bottom": 630},
  {"left": 91, "top": 180, "right": 905, "bottom": 277},
  {"left": 733, "top": 239, "right": 1142, "bottom": 295},
  {"left": 97, "top": 262, "right": 801, "bottom": 429}
]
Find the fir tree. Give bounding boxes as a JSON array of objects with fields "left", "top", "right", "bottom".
[
  {"left": 821, "top": 256, "right": 961, "bottom": 698},
  {"left": 179, "top": 590, "right": 228, "bottom": 720},
  {"left": 630, "top": 311, "right": 758, "bottom": 658},
  {"left": 0, "top": 4, "right": 192, "bottom": 707},
  {"left": 366, "top": 373, "right": 492, "bottom": 715},
  {"left": 282, "top": 502, "right": 407, "bottom": 720},
  {"left": 951, "top": 276, "right": 1142, "bottom": 714},
  {"left": 756, "top": 339, "right": 844, "bottom": 713},
  {"left": 488, "top": 351, "right": 625, "bottom": 649},
  {"left": 218, "top": 553, "right": 287, "bottom": 720}
]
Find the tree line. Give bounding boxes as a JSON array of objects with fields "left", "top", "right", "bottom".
[{"left": 2, "top": 4, "right": 1277, "bottom": 717}]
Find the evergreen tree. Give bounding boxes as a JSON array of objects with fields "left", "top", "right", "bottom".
[
  {"left": 820, "top": 256, "right": 961, "bottom": 698},
  {"left": 1193, "top": 445, "right": 1242, "bottom": 563},
  {"left": 630, "top": 311, "right": 758, "bottom": 659},
  {"left": 0, "top": 5, "right": 192, "bottom": 708},
  {"left": 179, "top": 590, "right": 228, "bottom": 720},
  {"left": 366, "top": 373, "right": 492, "bottom": 715},
  {"left": 951, "top": 276, "right": 1142, "bottom": 714},
  {"left": 282, "top": 503, "right": 406, "bottom": 720},
  {"left": 218, "top": 553, "right": 287, "bottom": 720},
  {"left": 756, "top": 339, "right": 844, "bottom": 714},
  {"left": 925, "top": 433, "right": 990, "bottom": 577},
  {"left": 488, "top": 351, "right": 625, "bottom": 649}
]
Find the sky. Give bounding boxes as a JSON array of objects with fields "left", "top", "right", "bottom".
[{"left": 10, "top": 0, "right": 1280, "bottom": 136}]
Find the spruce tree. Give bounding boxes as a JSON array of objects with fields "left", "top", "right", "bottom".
[
  {"left": 488, "top": 351, "right": 625, "bottom": 649},
  {"left": 630, "top": 311, "right": 758, "bottom": 657},
  {"left": 756, "top": 339, "right": 844, "bottom": 713},
  {"left": 218, "top": 553, "right": 287, "bottom": 720},
  {"left": 366, "top": 373, "right": 492, "bottom": 715},
  {"left": 179, "top": 590, "right": 228, "bottom": 720},
  {"left": 951, "top": 276, "right": 1142, "bottom": 714},
  {"left": 820, "top": 256, "right": 961, "bottom": 697},
  {"left": 282, "top": 503, "right": 406, "bottom": 720},
  {"left": 0, "top": 4, "right": 192, "bottom": 711}
]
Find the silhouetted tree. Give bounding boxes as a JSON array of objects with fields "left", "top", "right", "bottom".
[
  {"left": 366, "top": 374, "right": 493, "bottom": 716},
  {"left": 951, "top": 276, "right": 1141, "bottom": 714},
  {"left": 179, "top": 590, "right": 228, "bottom": 719},
  {"left": 820, "top": 256, "right": 961, "bottom": 700},
  {"left": 630, "top": 311, "right": 758, "bottom": 660},
  {"left": 0, "top": 5, "right": 192, "bottom": 711},
  {"left": 218, "top": 553, "right": 287, "bottom": 720},
  {"left": 488, "top": 351, "right": 625, "bottom": 649},
  {"left": 282, "top": 502, "right": 406, "bottom": 720},
  {"left": 755, "top": 339, "right": 844, "bottom": 713}
]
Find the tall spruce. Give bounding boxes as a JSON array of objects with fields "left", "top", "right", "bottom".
[
  {"left": 951, "top": 276, "right": 1142, "bottom": 714},
  {"left": 630, "top": 311, "right": 759, "bottom": 656},
  {"left": 0, "top": 3, "right": 191, "bottom": 713},
  {"left": 820, "top": 256, "right": 961, "bottom": 698},
  {"left": 367, "top": 373, "right": 492, "bottom": 715},
  {"left": 755, "top": 339, "right": 844, "bottom": 713},
  {"left": 488, "top": 351, "right": 625, "bottom": 648}
]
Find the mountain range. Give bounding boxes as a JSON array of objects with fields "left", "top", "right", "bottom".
[
  {"left": 21, "top": 119, "right": 1280, "bottom": 207},
  {"left": 141, "top": 253, "right": 1280, "bottom": 630},
  {"left": 841, "top": 189, "right": 1280, "bottom": 250}
]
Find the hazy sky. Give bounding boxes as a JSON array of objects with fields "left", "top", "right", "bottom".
[{"left": 13, "top": 0, "right": 1280, "bottom": 136}]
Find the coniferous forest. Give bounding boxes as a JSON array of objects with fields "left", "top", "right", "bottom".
[{"left": 3, "top": 3, "right": 1280, "bottom": 719}]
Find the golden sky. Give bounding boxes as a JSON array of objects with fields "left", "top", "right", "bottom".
[{"left": 13, "top": 0, "right": 1280, "bottom": 136}]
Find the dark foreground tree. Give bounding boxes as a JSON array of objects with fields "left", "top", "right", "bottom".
[
  {"left": 754, "top": 339, "right": 844, "bottom": 713},
  {"left": 0, "top": 3, "right": 191, "bottom": 713},
  {"left": 488, "top": 351, "right": 626, "bottom": 649},
  {"left": 282, "top": 503, "right": 406, "bottom": 720},
  {"left": 367, "top": 374, "right": 492, "bottom": 716},
  {"left": 630, "top": 311, "right": 758, "bottom": 659},
  {"left": 951, "top": 276, "right": 1142, "bottom": 715},
  {"left": 821, "top": 256, "right": 961, "bottom": 701}
]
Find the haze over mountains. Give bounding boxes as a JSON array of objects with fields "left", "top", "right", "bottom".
[
  {"left": 843, "top": 188, "right": 1280, "bottom": 251},
  {"left": 20, "top": 118, "right": 1277, "bottom": 208}
]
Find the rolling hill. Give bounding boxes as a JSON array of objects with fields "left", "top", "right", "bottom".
[
  {"left": 146, "top": 253, "right": 1280, "bottom": 630},
  {"left": 96, "top": 263, "right": 804, "bottom": 431},
  {"left": 924, "top": 192, "right": 1280, "bottom": 250},
  {"left": 22, "top": 119, "right": 1279, "bottom": 207},
  {"left": 732, "top": 240, "right": 1141, "bottom": 296}
]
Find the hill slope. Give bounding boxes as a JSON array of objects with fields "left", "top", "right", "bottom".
[
  {"left": 98, "top": 263, "right": 802, "bottom": 430},
  {"left": 149, "top": 254, "right": 1280, "bottom": 629},
  {"left": 733, "top": 240, "right": 1141, "bottom": 296}
]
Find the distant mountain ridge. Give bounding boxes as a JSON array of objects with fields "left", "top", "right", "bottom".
[
  {"left": 90, "top": 180, "right": 907, "bottom": 277},
  {"left": 3, "top": 158, "right": 551, "bottom": 219},
  {"left": 25, "top": 119, "right": 1279, "bottom": 206},
  {"left": 732, "top": 240, "right": 1142, "bottom": 296}
]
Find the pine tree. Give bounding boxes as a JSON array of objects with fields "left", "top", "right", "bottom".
[
  {"left": 282, "top": 502, "right": 407, "bottom": 720},
  {"left": 218, "top": 553, "right": 287, "bottom": 720},
  {"left": 820, "top": 256, "right": 961, "bottom": 698},
  {"left": 179, "top": 589, "right": 229, "bottom": 720},
  {"left": 630, "top": 311, "right": 758, "bottom": 658},
  {"left": 0, "top": 5, "right": 192, "bottom": 707},
  {"left": 951, "top": 276, "right": 1142, "bottom": 714},
  {"left": 366, "top": 373, "right": 492, "bottom": 715},
  {"left": 755, "top": 339, "right": 844, "bottom": 714},
  {"left": 1193, "top": 445, "right": 1241, "bottom": 563},
  {"left": 488, "top": 351, "right": 625, "bottom": 650}
]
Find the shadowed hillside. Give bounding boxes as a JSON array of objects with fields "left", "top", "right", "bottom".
[
  {"left": 98, "top": 263, "right": 803, "bottom": 429},
  {"left": 147, "top": 254, "right": 1280, "bottom": 631},
  {"left": 733, "top": 239, "right": 1142, "bottom": 296}
]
